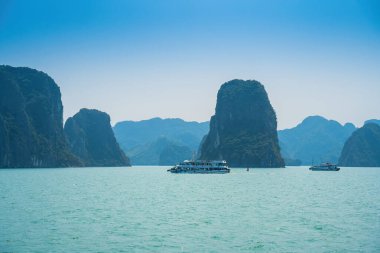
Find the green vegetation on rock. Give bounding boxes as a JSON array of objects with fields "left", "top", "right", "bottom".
[
  {"left": 338, "top": 123, "right": 380, "bottom": 167},
  {"left": 199, "top": 79, "right": 284, "bottom": 168},
  {"left": 64, "top": 109, "right": 130, "bottom": 167},
  {"left": 0, "top": 65, "right": 81, "bottom": 168}
]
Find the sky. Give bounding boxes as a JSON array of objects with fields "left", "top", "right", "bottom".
[{"left": 1, "top": 0, "right": 379, "bottom": 129}]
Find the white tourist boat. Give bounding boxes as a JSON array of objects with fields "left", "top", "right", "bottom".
[
  {"left": 167, "top": 160, "right": 230, "bottom": 174},
  {"left": 309, "top": 162, "right": 340, "bottom": 171}
]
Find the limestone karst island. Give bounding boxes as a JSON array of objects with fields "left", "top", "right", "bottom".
[
  {"left": 1, "top": 1, "right": 379, "bottom": 252},
  {"left": 2, "top": 65, "right": 379, "bottom": 169}
]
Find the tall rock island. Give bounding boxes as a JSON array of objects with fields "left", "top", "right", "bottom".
[
  {"left": 0, "top": 65, "right": 81, "bottom": 167},
  {"left": 199, "top": 79, "right": 284, "bottom": 168},
  {"left": 338, "top": 123, "right": 380, "bottom": 167},
  {"left": 64, "top": 109, "right": 131, "bottom": 167}
]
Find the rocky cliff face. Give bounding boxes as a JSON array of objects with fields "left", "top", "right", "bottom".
[
  {"left": 64, "top": 109, "right": 130, "bottom": 167},
  {"left": 0, "top": 65, "right": 81, "bottom": 168},
  {"left": 338, "top": 123, "right": 380, "bottom": 167},
  {"left": 199, "top": 79, "right": 284, "bottom": 168}
]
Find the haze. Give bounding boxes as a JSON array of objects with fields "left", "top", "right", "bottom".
[{"left": 1, "top": 0, "right": 379, "bottom": 129}]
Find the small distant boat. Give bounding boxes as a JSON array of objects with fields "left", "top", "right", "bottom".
[
  {"left": 309, "top": 163, "right": 340, "bottom": 171},
  {"left": 167, "top": 160, "right": 230, "bottom": 174}
]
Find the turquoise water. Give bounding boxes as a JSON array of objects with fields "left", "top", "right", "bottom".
[{"left": 0, "top": 166, "right": 379, "bottom": 253}]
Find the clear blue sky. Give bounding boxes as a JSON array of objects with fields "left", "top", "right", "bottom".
[{"left": 1, "top": 0, "right": 379, "bottom": 129}]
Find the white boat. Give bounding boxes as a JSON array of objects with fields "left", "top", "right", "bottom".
[
  {"left": 167, "top": 160, "right": 230, "bottom": 174},
  {"left": 309, "top": 163, "right": 340, "bottom": 171}
]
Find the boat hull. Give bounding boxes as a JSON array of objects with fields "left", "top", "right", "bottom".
[
  {"left": 309, "top": 167, "right": 340, "bottom": 171},
  {"left": 309, "top": 162, "right": 340, "bottom": 171},
  {"left": 168, "top": 169, "right": 230, "bottom": 174},
  {"left": 168, "top": 160, "right": 230, "bottom": 174}
]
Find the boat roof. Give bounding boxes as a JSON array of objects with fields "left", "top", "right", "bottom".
[{"left": 183, "top": 160, "right": 227, "bottom": 163}]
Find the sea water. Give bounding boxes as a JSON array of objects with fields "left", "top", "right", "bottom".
[{"left": 0, "top": 166, "right": 379, "bottom": 252}]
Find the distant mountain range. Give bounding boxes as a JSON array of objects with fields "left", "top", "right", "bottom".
[
  {"left": 364, "top": 119, "right": 380, "bottom": 126},
  {"left": 278, "top": 116, "right": 356, "bottom": 165},
  {"left": 113, "top": 118, "right": 209, "bottom": 165},
  {"left": 114, "top": 115, "right": 380, "bottom": 166},
  {"left": 123, "top": 137, "right": 192, "bottom": 166},
  {"left": 2, "top": 65, "right": 378, "bottom": 168}
]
